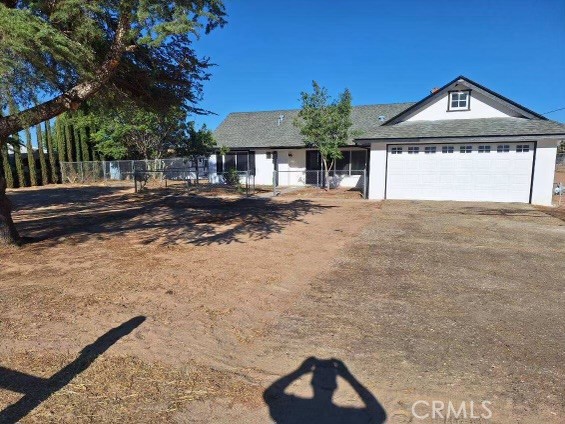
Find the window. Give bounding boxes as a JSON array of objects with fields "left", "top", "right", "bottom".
[
  {"left": 408, "top": 146, "right": 419, "bottom": 154},
  {"left": 460, "top": 145, "right": 472, "bottom": 153},
  {"left": 335, "top": 152, "right": 350, "bottom": 171},
  {"left": 391, "top": 147, "right": 403, "bottom": 154},
  {"left": 478, "top": 145, "right": 491, "bottom": 153},
  {"left": 350, "top": 151, "right": 366, "bottom": 175},
  {"left": 497, "top": 145, "right": 510, "bottom": 153},
  {"left": 324, "top": 150, "right": 367, "bottom": 176},
  {"left": 442, "top": 146, "right": 454, "bottom": 153},
  {"left": 217, "top": 151, "right": 254, "bottom": 174},
  {"left": 516, "top": 144, "right": 530, "bottom": 153},
  {"left": 448, "top": 90, "right": 471, "bottom": 111},
  {"left": 425, "top": 146, "right": 437, "bottom": 154}
]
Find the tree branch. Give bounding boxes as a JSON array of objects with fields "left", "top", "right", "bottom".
[{"left": 0, "top": 9, "right": 133, "bottom": 139}]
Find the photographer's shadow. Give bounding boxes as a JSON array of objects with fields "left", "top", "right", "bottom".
[{"left": 263, "top": 357, "right": 386, "bottom": 424}]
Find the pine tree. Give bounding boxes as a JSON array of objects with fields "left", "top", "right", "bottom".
[
  {"left": 25, "top": 127, "right": 38, "bottom": 186},
  {"left": 35, "top": 124, "right": 49, "bottom": 185},
  {"left": 1, "top": 144, "right": 14, "bottom": 189},
  {"left": 46, "top": 121, "right": 58, "bottom": 183},
  {"left": 13, "top": 136, "right": 26, "bottom": 188}
]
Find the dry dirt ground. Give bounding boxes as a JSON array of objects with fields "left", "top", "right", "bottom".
[{"left": 0, "top": 185, "right": 564, "bottom": 423}]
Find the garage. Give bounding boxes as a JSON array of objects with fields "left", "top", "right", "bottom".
[{"left": 385, "top": 142, "right": 535, "bottom": 202}]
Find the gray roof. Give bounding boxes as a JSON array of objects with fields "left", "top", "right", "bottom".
[
  {"left": 356, "top": 117, "right": 565, "bottom": 141},
  {"left": 213, "top": 103, "right": 415, "bottom": 149}
]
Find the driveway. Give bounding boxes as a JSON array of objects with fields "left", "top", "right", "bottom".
[{"left": 194, "top": 201, "right": 565, "bottom": 423}]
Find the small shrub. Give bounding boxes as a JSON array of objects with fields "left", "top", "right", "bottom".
[{"left": 225, "top": 167, "right": 241, "bottom": 189}]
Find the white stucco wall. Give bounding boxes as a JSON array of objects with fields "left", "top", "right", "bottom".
[
  {"left": 275, "top": 149, "right": 307, "bottom": 186},
  {"left": 368, "top": 143, "right": 387, "bottom": 200},
  {"left": 531, "top": 138, "right": 559, "bottom": 206},
  {"left": 368, "top": 139, "right": 560, "bottom": 205},
  {"left": 407, "top": 91, "right": 521, "bottom": 121}
]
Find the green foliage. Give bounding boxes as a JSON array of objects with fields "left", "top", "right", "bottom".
[
  {"left": 24, "top": 127, "right": 38, "bottom": 186},
  {"left": 294, "top": 81, "right": 354, "bottom": 189},
  {"left": 174, "top": 122, "right": 216, "bottom": 159},
  {"left": 12, "top": 135, "right": 26, "bottom": 188},
  {"left": 35, "top": 124, "right": 49, "bottom": 184},
  {"left": 1, "top": 143, "right": 13, "bottom": 188},
  {"left": 89, "top": 102, "right": 189, "bottom": 160},
  {"left": 0, "top": 1, "right": 226, "bottom": 114},
  {"left": 225, "top": 167, "right": 241, "bottom": 189},
  {"left": 46, "top": 121, "right": 59, "bottom": 182}
]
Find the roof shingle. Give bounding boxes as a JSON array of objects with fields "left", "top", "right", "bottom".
[
  {"left": 357, "top": 117, "right": 565, "bottom": 140},
  {"left": 213, "top": 103, "right": 415, "bottom": 149}
]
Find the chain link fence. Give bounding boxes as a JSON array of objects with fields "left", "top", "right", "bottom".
[
  {"left": 60, "top": 158, "right": 208, "bottom": 184},
  {"left": 60, "top": 158, "right": 257, "bottom": 196}
]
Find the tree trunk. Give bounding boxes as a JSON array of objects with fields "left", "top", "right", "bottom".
[
  {"left": 0, "top": 176, "right": 20, "bottom": 246},
  {"left": 322, "top": 157, "right": 330, "bottom": 191}
]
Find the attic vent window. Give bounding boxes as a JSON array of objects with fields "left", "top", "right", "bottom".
[{"left": 448, "top": 90, "right": 471, "bottom": 111}]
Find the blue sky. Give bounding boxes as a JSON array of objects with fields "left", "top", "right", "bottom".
[{"left": 191, "top": 0, "right": 565, "bottom": 129}]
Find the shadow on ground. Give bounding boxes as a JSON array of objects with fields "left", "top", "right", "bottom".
[
  {"left": 0, "top": 316, "right": 145, "bottom": 424},
  {"left": 8, "top": 187, "right": 332, "bottom": 247},
  {"left": 264, "top": 357, "right": 386, "bottom": 424}
]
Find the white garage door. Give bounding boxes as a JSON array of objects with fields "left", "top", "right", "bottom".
[{"left": 386, "top": 143, "right": 534, "bottom": 202}]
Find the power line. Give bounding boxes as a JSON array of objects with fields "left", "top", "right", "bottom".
[{"left": 542, "top": 106, "right": 565, "bottom": 115}]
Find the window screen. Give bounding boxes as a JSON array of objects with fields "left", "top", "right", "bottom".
[{"left": 351, "top": 150, "right": 366, "bottom": 172}]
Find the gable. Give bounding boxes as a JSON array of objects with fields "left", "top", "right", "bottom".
[
  {"left": 406, "top": 89, "right": 522, "bottom": 121},
  {"left": 384, "top": 76, "right": 546, "bottom": 125}
]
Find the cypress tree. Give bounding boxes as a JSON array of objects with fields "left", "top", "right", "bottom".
[
  {"left": 13, "top": 135, "right": 26, "bottom": 188},
  {"left": 55, "top": 117, "right": 67, "bottom": 163},
  {"left": 65, "top": 121, "right": 74, "bottom": 162},
  {"left": 45, "top": 120, "right": 58, "bottom": 182},
  {"left": 36, "top": 124, "right": 49, "bottom": 185},
  {"left": 73, "top": 122, "right": 82, "bottom": 162},
  {"left": 80, "top": 126, "right": 90, "bottom": 162},
  {"left": 25, "top": 127, "right": 38, "bottom": 186},
  {"left": 1, "top": 143, "right": 14, "bottom": 188}
]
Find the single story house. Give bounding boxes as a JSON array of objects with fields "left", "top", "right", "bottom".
[{"left": 210, "top": 76, "right": 565, "bottom": 205}]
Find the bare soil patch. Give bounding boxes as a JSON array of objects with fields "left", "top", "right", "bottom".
[
  {"left": 1, "top": 187, "right": 564, "bottom": 423},
  {"left": 1, "top": 186, "right": 375, "bottom": 422}
]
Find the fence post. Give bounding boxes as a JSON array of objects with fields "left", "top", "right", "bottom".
[
  {"left": 363, "top": 169, "right": 368, "bottom": 199},
  {"left": 79, "top": 162, "right": 84, "bottom": 183},
  {"left": 273, "top": 171, "right": 276, "bottom": 197},
  {"left": 61, "top": 162, "right": 66, "bottom": 183}
]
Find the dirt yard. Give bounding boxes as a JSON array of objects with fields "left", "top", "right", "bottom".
[{"left": 0, "top": 186, "right": 564, "bottom": 423}]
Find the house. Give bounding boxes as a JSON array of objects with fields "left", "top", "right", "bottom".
[{"left": 211, "top": 76, "right": 565, "bottom": 205}]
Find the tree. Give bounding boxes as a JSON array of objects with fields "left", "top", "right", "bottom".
[
  {"left": 91, "top": 104, "right": 189, "bottom": 160},
  {"left": 0, "top": 0, "right": 226, "bottom": 245},
  {"left": 36, "top": 124, "right": 49, "bottom": 185},
  {"left": 46, "top": 120, "right": 58, "bottom": 183},
  {"left": 24, "top": 127, "right": 38, "bottom": 186},
  {"left": 13, "top": 135, "right": 26, "bottom": 188},
  {"left": 294, "top": 81, "right": 354, "bottom": 190},
  {"left": 1, "top": 142, "right": 13, "bottom": 189},
  {"left": 173, "top": 122, "right": 216, "bottom": 160}
]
